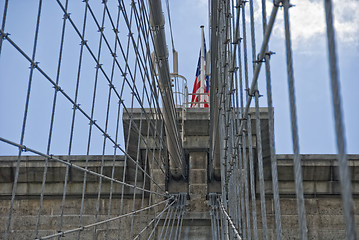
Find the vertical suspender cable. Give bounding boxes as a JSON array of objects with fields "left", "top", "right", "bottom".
[
  {"left": 0, "top": 0, "right": 9, "bottom": 56},
  {"left": 35, "top": 0, "right": 69, "bottom": 237},
  {"left": 324, "top": 1, "right": 357, "bottom": 239},
  {"left": 5, "top": 1, "right": 43, "bottom": 239},
  {"left": 282, "top": 1, "right": 308, "bottom": 239}
]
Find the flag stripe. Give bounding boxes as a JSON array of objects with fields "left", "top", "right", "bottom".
[{"left": 191, "top": 36, "right": 209, "bottom": 108}]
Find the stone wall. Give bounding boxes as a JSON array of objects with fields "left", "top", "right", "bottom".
[
  {"left": 1, "top": 154, "right": 359, "bottom": 239},
  {"left": 0, "top": 155, "right": 155, "bottom": 240}
]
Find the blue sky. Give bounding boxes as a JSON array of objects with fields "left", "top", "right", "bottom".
[
  {"left": 0, "top": 0, "right": 358, "bottom": 155},
  {"left": 168, "top": 0, "right": 359, "bottom": 154}
]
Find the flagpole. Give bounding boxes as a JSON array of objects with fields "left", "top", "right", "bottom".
[{"left": 200, "top": 25, "right": 205, "bottom": 108}]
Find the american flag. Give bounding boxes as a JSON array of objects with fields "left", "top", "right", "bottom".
[{"left": 190, "top": 37, "right": 209, "bottom": 108}]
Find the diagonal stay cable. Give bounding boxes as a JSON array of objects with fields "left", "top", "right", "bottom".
[
  {"left": 215, "top": 197, "right": 222, "bottom": 239},
  {"left": 158, "top": 202, "right": 174, "bottom": 239},
  {"left": 218, "top": 198, "right": 242, "bottom": 240},
  {"left": 168, "top": 201, "right": 180, "bottom": 239},
  {"left": 133, "top": 199, "right": 176, "bottom": 240},
  {"left": 55, "top": 0, "right": 166, "bottom": 160},
  {"left": 147, "top": 199, "right": 172, "bottom": 240},
  {"left": 174, "top": 195, "right": 185, "bottom": 240},
  {"left": 89, "top": 0, "right": 165, "bottom": 132},
  {"left": 163, "top": 203, "right": 177, "bottom": 239},
  {"left": 84, "top": 1, "right": 166, "bottom": 156},
  {"left": 36, "top": 198, "right": 172, "bottom": 240},
  {"left": 0, "top": 30, "right": 166, "bottom": 193},
  {"left": 85, "top": 0, "right": 169, "bottom": 176},
  {"left": 0, "top": 137, "right": 166, "bottom": 197}
]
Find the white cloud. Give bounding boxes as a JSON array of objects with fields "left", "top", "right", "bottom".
[{"left": 255, "top": 0, "right": 359, "bottom": 49}]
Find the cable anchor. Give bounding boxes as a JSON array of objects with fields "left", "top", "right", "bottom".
[
  {"left": 274, "top": 0, "right": 283, "bottom": 7},
  {"left": 95, "top": 63, "right": 102, "bottom": 69},
  {"left": 72, "top": 103, "right": 81, "bottom": 110},
  {"left": 265, "top": 51, "right": 276, "bottom": 60},
  {"left": 63, "top": 12, "right": 71, "bottom": 20},
  {"left": 80, "top": 40, "right": 87, "bottom": 46},
  {"left": 89, "top": 119, "right": 97, "bottom": 125},
  {"left": 29, "top": 62, "right": 39, "bottom": 69},
  {"left": 1, "top": 32, "right": 10, "bottom": 40},
  {"left": 98, "top": 27, "right": 105, "bottom": 33},
  {"left": 53, "top": 85, "right": 62, "bottom": 92},
  {"left": 253, "top": 89, "right": 263, "bottom": 97}
]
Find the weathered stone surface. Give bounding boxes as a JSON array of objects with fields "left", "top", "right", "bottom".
[
  {"left": 189, "top": 152, "right": 208, "bottom": 170},
  {"left": 189, "top": 170, "right": 206, "bottom": 184}
]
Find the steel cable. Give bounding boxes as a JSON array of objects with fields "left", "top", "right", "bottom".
[
  {"left": 0, "top": 0, "right": 9, "bottom": 56},
  {"left": 219, "top": 198, "right": 242, "bottom": 240},
  {"left": 5, "top": 1, "right": 43, "bottom": 239},
  {"left": 35, "top": 0, "right": 69, "bottom": 238},
  {"left": 0, "top": 1, "right": 177, "bottom": 239},
  {"left": 38, "top": 198, "right": 171, "bottom": 240},
  {"left": 324, "top": 0, "right": 357, "bottom": 239},
  {"left": 282, "top": 1, "right": 308, "bottom": 239},
  {"left": 0, "top": 27, "right": 166, "bottom": 194}
]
